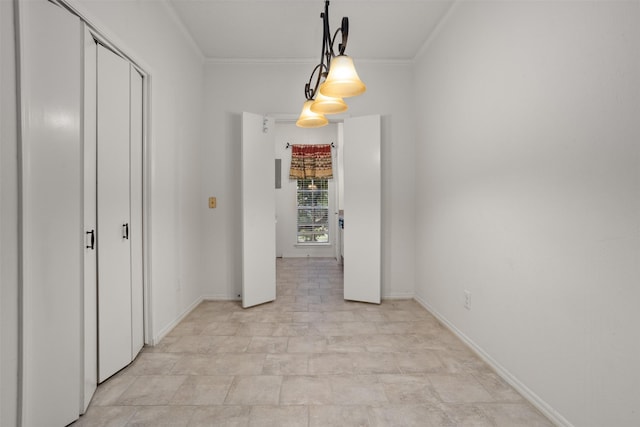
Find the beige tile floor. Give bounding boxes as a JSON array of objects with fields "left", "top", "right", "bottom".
[{"left": 74, "top": 257, "right": 554, "bottom": 426}]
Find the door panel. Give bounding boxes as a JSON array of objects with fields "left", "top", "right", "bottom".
[
  {"left": 130, "top": 67, "right": 144, "bottom": 357},
  {"left": 241, "top": 112, "right": 276, "bottom": 308},
  {"left": 97, "top": 44, "right": 132, "bottom": 382},
  {"left": 343, "top": 115, "right": 381, "bottom": 304},
  {"left": 18, "top": 1, "right": 82, "bottom": 425},
  {"left": 82, "top": 26, "right": 98, "bottom": 413}
]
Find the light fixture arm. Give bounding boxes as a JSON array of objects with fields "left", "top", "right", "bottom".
[
  {"left": 303, "top": 1, "right": 350, "bottom": 101},
  {"left": 335, "top": 17, "right": 348, "bottom": 56},
  {"left": 304, "top": 63, "right": 326, "bottom": 100}
]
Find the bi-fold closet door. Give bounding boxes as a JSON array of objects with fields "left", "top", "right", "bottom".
[
  {"left": 91, "top": 41, "right": 144, "bottom": 383},
  {"left": 18, "top": 1, "right": 82, "bottom": 425}
]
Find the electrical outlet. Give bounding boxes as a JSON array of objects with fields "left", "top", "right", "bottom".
[
  {"left": 464, "top": 290, "right": 471, "bottom": 310},
  {"left": 209, "top": 197, "right": 217, "bottom": 209}
]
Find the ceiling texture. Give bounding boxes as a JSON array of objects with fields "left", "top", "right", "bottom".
[{"left": 168, "top": 0, "right": 455, "bottom": 61}]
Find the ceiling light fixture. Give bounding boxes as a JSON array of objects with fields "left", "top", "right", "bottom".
[{"left": 296, "top": 0, "right": 366, "bottom": 128}]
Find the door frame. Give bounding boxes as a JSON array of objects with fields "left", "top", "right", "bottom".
[
  {"left": 267, "top": 113, "right": 381, "bottom": 278},
  {"left": 273, "top": 120, "right": 339, "bottom": 259}
]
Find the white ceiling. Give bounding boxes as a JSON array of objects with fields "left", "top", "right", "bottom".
[{"left": 168, "top": 0, "right": 455, "bottom": 61}]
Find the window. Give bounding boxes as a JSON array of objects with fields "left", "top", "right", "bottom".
[{"left": 297, "top": 178, "right": 329, "bottom": 243}]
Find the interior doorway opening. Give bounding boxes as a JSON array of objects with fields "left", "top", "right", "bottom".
[
  {"left": 242, "top": 112, "right": 380, "bottom": 307},
  {"left": 274, "top": 122, "right": 343, "bottom": 261}
]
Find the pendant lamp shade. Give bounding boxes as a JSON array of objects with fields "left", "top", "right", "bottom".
[
  {"left": 296, "top": 100, "right": 329, "bottom": 128},
  {"left": 320, "top": 55, "right": 366, "bottom": 98},
  {"left": 310, "top": 87, "right": 348, "bottom": 114}
]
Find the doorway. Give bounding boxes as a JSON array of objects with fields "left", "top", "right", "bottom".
[
  {"left": 274, "top": 122, "right": 340, "bottom": 259},
  {"left": 241, "top": 113, "right": 381, "bottom": 307}
]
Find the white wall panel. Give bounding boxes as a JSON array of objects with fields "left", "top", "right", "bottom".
[{"left": 413, "top": 2, "right": 640, "bottom": 426}]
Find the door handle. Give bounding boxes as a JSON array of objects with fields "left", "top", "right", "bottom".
[
  {"left": 86, "top": 230, "right": 95, "bottom": 249},
  {"left": 123, "top": 223, "right": 129, "bottom": 240}
]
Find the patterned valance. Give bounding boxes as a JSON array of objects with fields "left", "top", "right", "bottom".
[{"left": 289, "top": 144, "right": 333, "bottom": 179}]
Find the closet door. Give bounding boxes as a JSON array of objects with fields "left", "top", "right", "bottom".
[
  {"left": 17, "top": 1, "right": 82, "bottom": 425},
  {"left": 97, "top": 44, "right": 132, "bottom": 382},
  {"left": 82, "top": 26, "right": 98, "bottom": 412},
  {"left": 130, "top": 67, "right": 144, "bottom": 356}
]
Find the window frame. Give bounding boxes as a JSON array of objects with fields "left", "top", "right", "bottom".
[{"left": 296, "top": 178, "right": 330, "bottom": 245}]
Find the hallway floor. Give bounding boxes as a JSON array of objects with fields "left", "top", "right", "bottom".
[{"left": 74, "top": 257, "right": 553, "bottom": 426}]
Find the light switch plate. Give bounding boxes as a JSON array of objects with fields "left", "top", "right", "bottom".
[{"left": 209, "top": 197, "right": 217, "bottom": 209}]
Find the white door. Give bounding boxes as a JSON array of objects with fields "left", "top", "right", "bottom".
[
  {"left": 82, "top": 26, "right": 98, "bottom": 413},
  {"left": 343, "top": 115, "right": 381, "bottom": 304},
  {"left": 241, "top": 112, "right": 276, "bottom": 308},
  {"left": 130, "top": 67, "right": 144, "bottom": 357},
  {"left": 17, "top": 1, "right": 82, "bottom": 425},
  {"left": 97, "top": 44, "right": 133, "bottom": 382}
]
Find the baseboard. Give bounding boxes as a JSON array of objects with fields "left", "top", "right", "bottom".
[
  {"left": 202, "top": 294, "right": 241, "bottom": 301},
  {"left": 151, "top": 296, "right": 204, "bottom": 345},
  {"left": 382, "top": 292, "right": 415, "bottom": 300},
  {"left": 204, "top": 293, "right": 411, "bottom": 302},
  {"left": 413, "top": 295, "right": 573, "bottom": 427}
]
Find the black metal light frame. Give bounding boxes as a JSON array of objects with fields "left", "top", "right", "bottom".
[{"left": 303, "top": 1, "right": 350, "bottom": 101}]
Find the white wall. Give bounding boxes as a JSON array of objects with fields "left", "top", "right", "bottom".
[
  {"left": 1, "top": 1, "right": 19, "bottom": 424},
  {"left": 275, "top": 123, "right": 338, "bottom": 258},
  {"left": 69, "top": 0, "right": 205, "bottom": 340},
  {"left": 413, "top": 2, "right": 640, "bottom": 426},
  {"left": 202, "top": 61, "right": 416, "bottom": 299}
]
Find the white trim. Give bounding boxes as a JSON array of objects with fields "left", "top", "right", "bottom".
[
  {"left": 205, "top": 57, "right": 413, "bottom": 65},
  {"left": 202, "top": 295, "right": 242, "bottom": 302},
  {"left": 206, "top": 57, "right": 319, "bottom": 65},
  {"left": 139, "top": 68, "right": 153, "bottom": 346},
  {"left": 53, "top": 0, "right": 157, "bottom": 76},
  {"left": 381, "top": 293, "right": 414, "bottom": 300},
  {"left": 413, "top": 294, "right": 572, "bottom": 427},
  {"left": 15, "top": 2, "right": 27, "bottom": 424}
]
